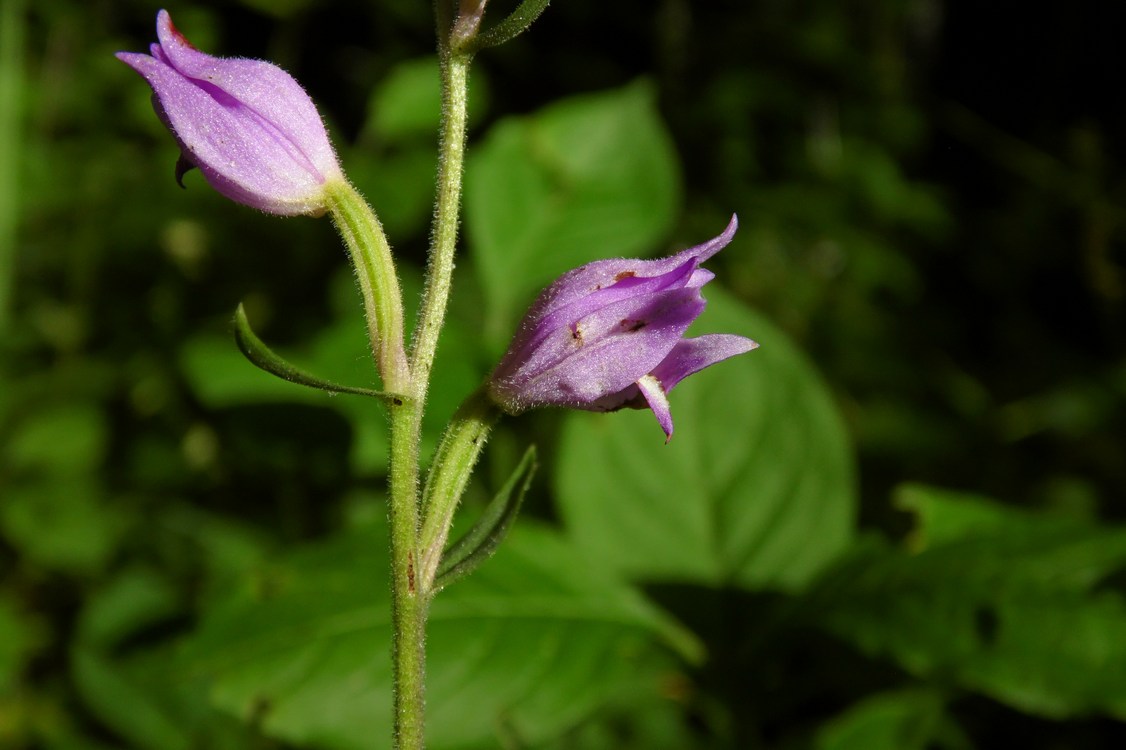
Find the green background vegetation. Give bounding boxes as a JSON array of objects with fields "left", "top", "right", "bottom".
[{"left": 3, "top": 0, "right": 1126, "bottom": 747}]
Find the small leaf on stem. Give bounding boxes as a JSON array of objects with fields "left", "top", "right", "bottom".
[
  {"left": 432, "top": 445, "right": 537, "bottom": 591},
  {"left": 233, "top": 304, "right": 397, "bottom": 401},
  {"left": 463, "top": 0, "right": 551, "bottom": 53}
]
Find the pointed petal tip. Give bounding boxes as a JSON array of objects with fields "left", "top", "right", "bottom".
[
  {"left": 716, "top": 213, "right": 739, "bottom": 247},
  {"left": 155, "top": 9, "right": 172, "bottom": 40},
  {"left": 156, "top": 8, "right": 199, "bottom": 55},
  {"left": 115, "top": 50, "right": 150, "bottom": 71},
  {"left": 730, "top": 336, "right": 759, "bottom": 355},
  {"left": 691, "top": 213, "right": 741, "bottom": 263}
]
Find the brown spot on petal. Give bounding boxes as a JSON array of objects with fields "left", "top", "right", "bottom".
[
  {"left": 166, "top": 17, "right": 199, "bottom": 50},
  {"left": 614, "top": 271, "right": 637, "bottom": 282},
  {"left": 620, "top": 319, "right": 647, "bottom": 332},
  {"left": 571, "top": 324, "right": 584, "bottom": 345}
]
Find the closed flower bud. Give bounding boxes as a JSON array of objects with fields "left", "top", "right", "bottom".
[
  {"left": 117, "top": 10, "right": 343, "bottom": 216},
  {"left": 488, "top": 215, "right": 758, "bottom": 441}
]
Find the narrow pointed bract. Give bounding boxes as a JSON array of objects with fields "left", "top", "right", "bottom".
[
  {"left": 488, "top": 215, "right": 758, "bottom": 440},
  {"left": 117, "top": 10, "right": 343, "bottom": 216}
]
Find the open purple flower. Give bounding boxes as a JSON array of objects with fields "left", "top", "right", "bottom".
[
  {"left": 488, "top": 215, "right": 758, "bottom": 441},
  {"left": 117, "top": 10, "right": 343, "bottom": 216}
]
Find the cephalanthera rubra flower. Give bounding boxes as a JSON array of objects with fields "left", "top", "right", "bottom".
[
  {"left": 117, "top": 10, "right": 343, "bottom": 216},
  {"left": 488, "top": 216, "right": 758, "bottom": 441}
]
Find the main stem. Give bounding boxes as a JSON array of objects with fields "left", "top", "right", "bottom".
[
  {"left": 388, "top": 397, "right": 425, "bottom": 750},
  {"left": 384, "top": 40, "right": 473, "bottom": 750},
  {"left": 327, "top": 180, "right": 422, "bottom": 747},
  {"left": 410, "top": 49, "right": 471, "bottom": 389}
]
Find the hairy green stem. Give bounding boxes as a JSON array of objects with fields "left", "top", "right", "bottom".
[
  {"left": 377, "top": 27, "right": 474, "bottom": 750},
  {"left": 388, "top": 396, "right": 426, "bottom": 750},
  {"left": 333, "top": 11, "right": 478, "bottom": 748},
  {"left": 410, "top": 49, "right": 472, "bottom": 395},
  {"left": 326, "top": 180, "right": 409, "bottom": 393},
  {"left": 327, "top": 178, "right": 422, "bottom": 748}
]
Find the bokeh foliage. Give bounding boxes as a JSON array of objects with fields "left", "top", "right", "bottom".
[{"left": 3, "top": 0, "right": 1125, "bottom": 748}]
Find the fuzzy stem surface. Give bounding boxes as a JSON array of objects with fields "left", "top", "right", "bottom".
[
  {"left": 382, "top": 28, "right": 475, "bottom": 750},
  {"left": 410, "top": 49, "right": 472, "bottom": 397},
  {"left": 388, "top": 396, "right": 426, "bottom": 750}
]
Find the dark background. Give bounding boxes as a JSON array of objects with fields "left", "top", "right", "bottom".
[{"left": 4, "top": 0, "right": 1126, "bottom": 747}]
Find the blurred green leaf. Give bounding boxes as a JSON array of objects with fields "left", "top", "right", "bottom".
[
  {"left": 555, "top": 288, "right": 857, "bottom": 591},
  {"left": 72, "top": 647, "right": 192, "bottom": 750},
  {"left": 897, "top": 483, "right": 1126, "bottom": 588},
  {"left": 364, "top": 57, "right": 488, "bottom": 143},
  {"left": 0, "top": 594, "right": 42, "bottom": 692},
  {"left": 75, "top": 567, "right": 181, "bottom": 650},
  {"left": 0, "top": 0, "right": 23, "bottom": 331},
  {"left": 368, "top": 57, "right": 443, "bottom": 141},
  {"left": 348, "top": 146, "right": 436, "bottom": 238},
  {"left": 808, "top": 485, "right": 1126, "bottom": 719},
  {"left": 72, "top": 641, "right": 256, "bottom": 750},
  {"left": 179, "top": 520, "right": 699, "bottom": 749},
  {"left": 6, "top": 402, "right": 107, "bottom": 474},
  {"left": 538, "top": 695, "right": 701, "bottom": 750},
  {"left": 0, "top": 480, "right": 125, "bottom": 574},
  {"left": 466, "top": 81, "right": 682, "bottom": 347},
  {"left": 68, "top": 552, "right": 271, "bottom": 750},
  {"left": 814, "top": 690, "right": 969, "bottom": 750}
]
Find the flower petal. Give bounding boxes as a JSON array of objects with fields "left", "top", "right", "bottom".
[
  {"left": 502, "top": 257, "right": 699, "bottom": 372},
  {"left": 526, "top": 214, "right": 738, "bottom": 321},
  {"left": 493, "top": 286, "right": 706, "bottom": 409},
  {"left": 152, "top": 10, "right": 339, "bottom": 184},
  {"left": 117, "top": 11, "right": 341, "bottom": 215},
  {"left": 650, "top": 334, "right": 759, "bottom": 393}
]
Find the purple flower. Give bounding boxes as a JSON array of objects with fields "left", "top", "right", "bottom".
[
  {"left": 117, "top": 10, "right": 343, "bottom": 216},
  {"left": 488, "top": 215, "right": 758, "bottom": 441}
]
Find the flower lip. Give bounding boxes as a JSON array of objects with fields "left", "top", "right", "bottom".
[
  {"left": 487, "top": 214, "right": 757, "bottom": 440},
  {"left": 116, "top": 9, "right": 342, "bottom": 215}
]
